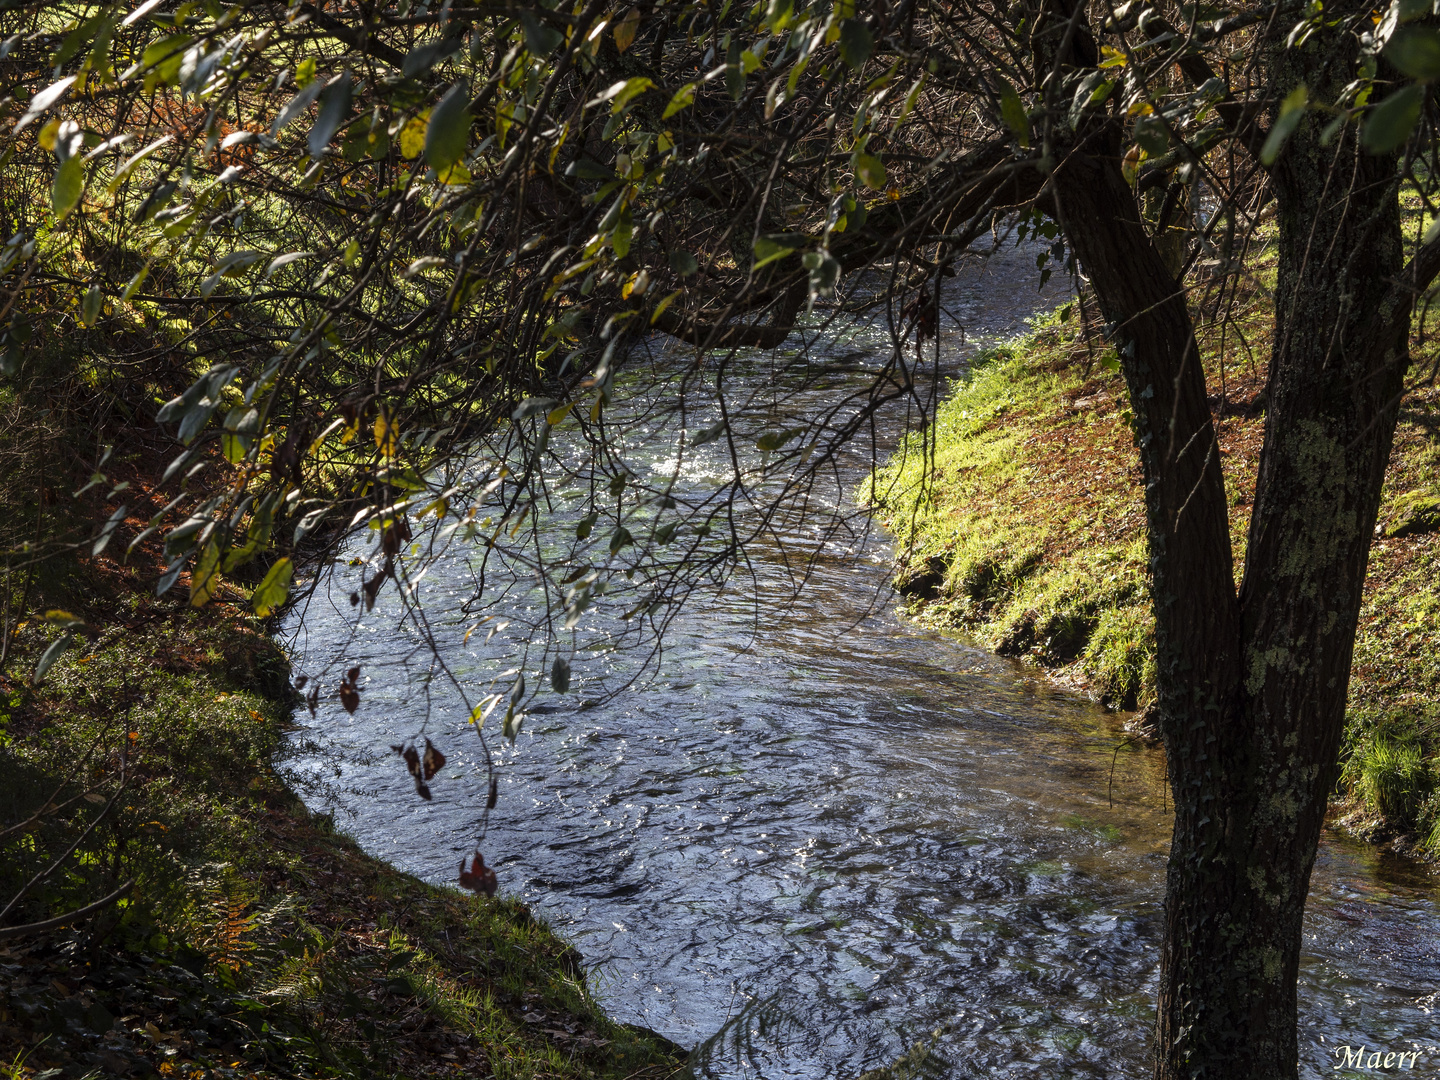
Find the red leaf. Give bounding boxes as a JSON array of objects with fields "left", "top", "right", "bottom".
[{"left": 458, "top": 851, "right": 497, "bottom": 896}]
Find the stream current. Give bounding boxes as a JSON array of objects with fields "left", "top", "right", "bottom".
[{"left": 283, "top": 244, "right": 1440, "bottom": 1077}]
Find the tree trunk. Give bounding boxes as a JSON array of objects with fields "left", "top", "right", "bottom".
[{"left": 1050, "top": 29, "right": 1407, "bottom": 1075}]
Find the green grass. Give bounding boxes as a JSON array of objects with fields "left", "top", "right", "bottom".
[
  {"left": 0, "top": 593, "right": 684, "bottom": 1080},
  {"left": 869, "top": 297, "right": 1440, "bottom": 848},
  {"left": 867, "top": 307, "right": 1155, "bottom": 710}
]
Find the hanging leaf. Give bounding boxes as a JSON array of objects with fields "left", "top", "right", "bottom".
[
  {"left": 838, "top": 19, "right": 873, "bottom": 69},
  {"left": 374, "top": 410, "right": 398, "bottom": 456},
  {"left": 458, "top": 851, "right": 497, "bottom": 896},
  {"left": 398, "top": 111, "right": 429, "bottom": 159},
  {"left": 265, "top": 251, "right": 314, "bottom": 279},
  {"left": 726, "top": 39, "right": 744, "bottom": 100},
  {"left": 93, "top": 504, "right": 127, "bottom": 557},
  {"left": 252, "top": 556, "right": 294, "bottom": 618},
  {"left": 663, "top": 82, "right": 697, "bottom": 118},
  {"left": 756, "top": 427, "right": 805, "bottom": 451},
  {"left": 998, "top": 79, "right": 1031, "bottom": 148},
  {"left": 551, "top": 655, "right": 571, "bottom": 693},
  {"left": 53, "top": 156, "right": 83, "bottom": 217},
  {"left": 33, "top": 633, "right": 75, "bottom": 686},
  {"left": 855, "top": 153, "right": 887, "bottom": 190},
  {"left": 614, "top": 7, "right": 641, "bottom": 52},
  {"left": 80, "top": 283, "right": 101, "bottom": 327},
  {"left": 425, "top": 81, "right": 471, "bottom": 172},
  {"left": 270, "top": 79, "right": 324, "bottom": 136},
  {"left": 1260, "top": 85, "right": 1309, "bottom": 165},
  {"left": 15, "top": 75, "right": 76, "bottom": 133},
  {"left": 519, "top": 11, "right": 563, "bottom": 56},
  {"left": 1362, "top": 83, "right": 1425, "bottom": 154},
  {"left": 403, "top": 36, "right": 463, "bottom": 78},
  {"left": 306, "top": 71, "right": 351, "bottom": 158},
  {"left": 1386, "top": 26, "right": 1440, "bottom": 80},
  {"left": 422, "top": 737, "right": 446, "bottom": 780},
  {"left": 188, "top": 539, "right": 222, "bottom": 607}
]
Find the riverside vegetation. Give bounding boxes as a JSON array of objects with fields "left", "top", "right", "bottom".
[
  {"left": 0, "top": 471, "right": 685, "bottom": 1079},
  {"left": 8, "top": 0, "right": 1440, "bottom": 1073},
  {"left": 870, "top": 236, "right": 1440, "bottom": 854}
]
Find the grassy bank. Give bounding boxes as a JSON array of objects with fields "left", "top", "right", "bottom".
[
  {"left": 868, "top": 271, "right": 1440, "bottom": 851},
  {"left": 0, "top": 515, "right": 684, "bottom": 1079}
]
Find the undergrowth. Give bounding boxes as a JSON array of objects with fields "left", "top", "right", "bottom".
[{"left": 0, "top": 585, "right": 684, "bottom": 1079}]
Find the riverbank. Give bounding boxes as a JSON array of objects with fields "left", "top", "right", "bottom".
[
  {"left": 0, "top": 474, "right": 684, "bottom": 1078},
  {"left": 868, "top": 270, "right": 1440, "bottom": 851}
]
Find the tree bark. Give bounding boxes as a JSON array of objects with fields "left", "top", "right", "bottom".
[{"left": 1045, "top": 13, "right": 1408, "bottom": 1074}]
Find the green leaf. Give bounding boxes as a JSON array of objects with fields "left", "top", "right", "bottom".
[
  {"left": 1386, "top": 27, "right": 1440, "bottom": 80},
  {"left": 93, "top": 504, "right": 127, "bottom": 557},
  {"left": 566, "top": 157, "right": 615, "bottom": 180},
  {"left": 403, "top": 36, "right": 463, "bottom": 78},
  {"left": 611, "top": 209, "right": 633, "bottom": 258},
  {"left": 576, "top": 512, "right": 598, "bottom": 539},
  {"left": 1260, "top": 85, "right": 1308, "bottom": 165},
  {"left": 855, "top": 153, "right": 886, "bottom": 190},
  {"left": 752, "top": 233, "right": 806, "bottom": 268},
  {"left": 1133, "top": 115, "right": 1169, "bottom": 156},
  {"left": 80, "top": 284, "right": 101, "bottom": 327},
  {"left": 609, "top": 526, "right": 633, "bottom": 554},
  {"left": 838, "top": 19, "right": 873, "bottom": 69},
  {"left": 502, "top": 703, "right": 524, "bottom": 741},
  {"left": 307, "top": 71, "right": 351, "bottom": 159},
  {"left": 755, "top": 426, "right": 805, "bottom": 451},
  {"left": 551, "top": 656, "right": 571, "bottom": 693},
  {"left": 998, "top": 79, "right": 1030, "bottom": 148},
  {"left": 726, "top": 39, "right": 744, "bottom": 100},
  {"left": 669, "top": 250, "right": 699, "bottom": 276},
  {"left": 189, "top": 539, "right": 222, "bottom": 608},
  {"left": 519, "top": 11, "right": 563, "bottom": 57},
  {"left": 425, "top": 81, "right": 471, "bottom": 172},
  {"left": 53, "top": 155, "right": 83, "bottom": 217},
  {"left": 33, "top": 633, "right": 75, "bottom": 686},
  {"left": 252, "top": 556, "right": 294, "bottom": 618},
  {"left": 690, "top": 420, "right": 726, "bottom": 447},
  {"left": 1362, "top": 82, "right": 1425, "bottom": 154},
  {"left": 271, "top": 79, "right": 324, "bottom": 136},
  {"left": 223, "top": 494, "right": 277, "bottom": 572},
  {"left": 608, "top": 76, "right": 654, "bottom": 114},
  {"left": 15, "top": 75, "right": 76, "bottom": 133},
  {"left": 662, "top": 82, "right": 697, "bottom": 118}
]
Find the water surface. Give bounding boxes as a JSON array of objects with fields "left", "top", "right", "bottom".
[{"left": 283, "top": 245, "right": 1440, "bottom": 1077}]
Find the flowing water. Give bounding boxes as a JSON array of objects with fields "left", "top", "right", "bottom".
[{"left": 282, "top": 245, "right": 1440, "bottom": 1078}]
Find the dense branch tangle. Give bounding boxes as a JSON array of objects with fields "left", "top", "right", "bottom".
[{"left": 8, "top": 0, "right": 1440, "bottom": 1076}]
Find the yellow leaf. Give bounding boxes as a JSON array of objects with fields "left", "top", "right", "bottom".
[
  {"left": 38, "top": 117, "right": 61, "bottom": 152},
  {"left": 614, "top": 7, "right": 640, "bottom": 52},
  {"left": 1099, "top": 45, "right": 1128, "bottom": 69},
  {"left": 650, "top": 289, "right": 682, "bottom": 324},
  {"left": 855, "top": 153, "right": 886, "bottom": 190},
  {"left": 399, "top": 111, "right": 429, "bottom": 159},
  {"left": 374, "top": 411, "right": 397, "bottom": 457},
  {"left": 189, "top": 540, "right": 222, "bottom": 608},
  {"left": 547, "top": 402, "right": 574, "bottom": 425},
  {"left": 437, "top": 162, "right": 471, "bottom": 185}
]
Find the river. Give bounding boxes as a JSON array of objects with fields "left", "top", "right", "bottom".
[{"left": 281, "top": 243, "right": 1440, "bottom": 1078}]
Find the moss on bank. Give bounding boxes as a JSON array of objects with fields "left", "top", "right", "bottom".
[
  {"left": 868, "top": 294, "right": 1440, "bottom": 849},
  {"left": 0, "top": 564, "right": 684, "bottom": 1078}
]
